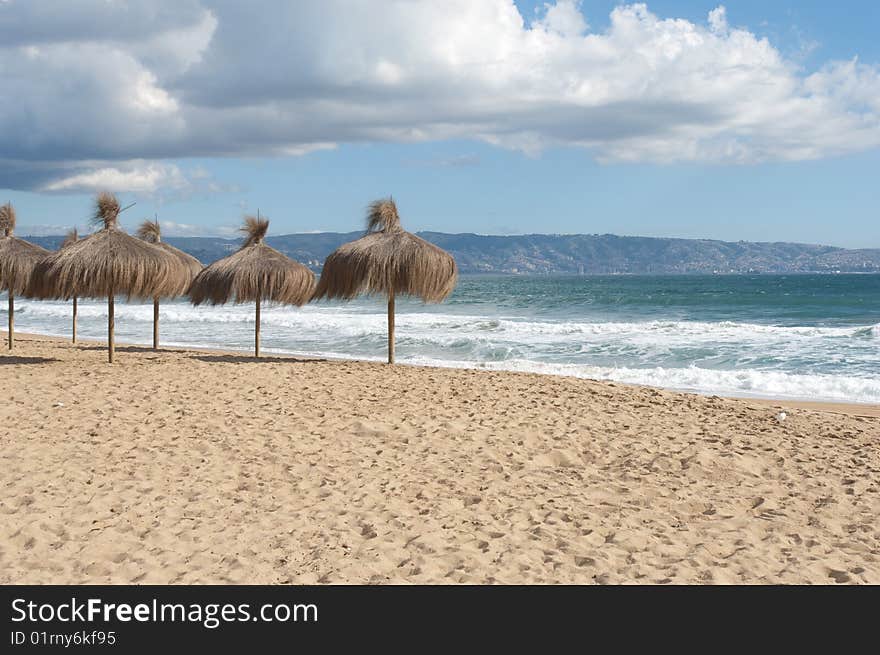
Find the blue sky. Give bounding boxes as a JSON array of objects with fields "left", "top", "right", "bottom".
[{"left": 2, "top": 1, "right": 879, "bottom": 247}]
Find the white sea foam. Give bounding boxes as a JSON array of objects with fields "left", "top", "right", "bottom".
[
  {"left": 400, "top": 357, "right": 880, "bottom": 404},
  {"left": 13, "top": 299, "right": 877, "bottom": 338},
  {"left": 5, "top": 297, "right": 879, "bottom": 403}
]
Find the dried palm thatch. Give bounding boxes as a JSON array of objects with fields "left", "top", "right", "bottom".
[
  {"left": 1, "top": 203, "right": 49, "bottom": 295},
  {"left": 188, "top": 214, "right": 315, "bottom": 357},
  {"left": 136, "top": 218, "right": 203, "bottom": 294},
  {"left": 25, "top": 234, "right": 69, "bottom": 301},
  {"left": 1, "top": 202, "right": 50, "bottom": 350},
  {"left": 27, "top": 192, "right": 179, "bottom": 363},
  {"left": 137, "top": 218, "right": 203, "bottom": 350},
  {"left": 0, "top": 202, "right": 14, "bottom": 235},
  {"left": 312, "top": 198, "right": 457, "bottom": 363},
  {"left": 31, "top": 193, "right": 177, "bottom": 301},
  {"left": 62, "top": 227, "right": 79, "bottom": 248}
]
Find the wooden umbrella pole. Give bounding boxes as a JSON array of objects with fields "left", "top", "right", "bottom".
[
  {"left": 255, "top": 292, "right": 261, "bottom": 359},
  {"left": 7, "top": 294, "right": 13, "bottom": 350},
  {"left": 153, "top": 297, "right": 159, "bottom": 350},
  {"left": 72, "top": 296, "right": 77, "bottom": 343},
  {"left": 388, "top": 290, "right": 395, "bottom": 364},
  {"left": 108, "top": 289, "right": 115, "bottom": 364}
]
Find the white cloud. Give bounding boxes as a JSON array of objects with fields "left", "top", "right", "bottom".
[
  {"left": 42, "top": 163, "right": 190, "bottom": 193},
  {"left": 708, "top": 6, "right": 728, "bottom": 34},
  {"left": 156, "top": 220, "right": 238, "bottom": 237},
  {"left": 39, "top": 161, "right": 236, "bottom": 197},
  {"left": 276, "top": 143, "right": 338, "bottom": 157},
  {"left": 536, "top": 0, "right": 589, "bottom": 37},
  {"left": 1, "top": 0, "right": 880, "bottom": 193}
]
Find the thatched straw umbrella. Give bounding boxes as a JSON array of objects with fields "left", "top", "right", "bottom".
[
  {"left": 188, "top": 215, "right": 315, "bottom": 358},
  {"left": 28, "top": 227, "right": 81, "bottom": 343},
  {"left": 0, "top": 203, "right": 50, "bottom": 350},
  {"left": 28, "top": 192, "right": 179, "bottom": 363},
  {"left": 137, "top": 218, "right": 202, "bottom": 350},
  {"left": 312, "top": 198, "right": 457, "bottom": 364}
]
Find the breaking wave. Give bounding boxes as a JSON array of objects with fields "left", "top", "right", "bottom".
[{"left": 5, "top": 294, "right": 879, "bottom": 404}]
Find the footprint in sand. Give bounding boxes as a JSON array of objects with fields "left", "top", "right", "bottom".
[
  {"left": 828, "top": 569, "right": 851, "bottom": 583},
  {"left": 532, "top": 450, "right": 578, "bottom": 468}
]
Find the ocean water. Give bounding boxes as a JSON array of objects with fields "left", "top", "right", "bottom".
[{"left": 3, "top": 274, "right": 879, "bottom": 403}]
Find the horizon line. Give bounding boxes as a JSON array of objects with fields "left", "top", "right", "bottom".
[{"left": 18, "top": 229, "right": 879, "bottom": 251}]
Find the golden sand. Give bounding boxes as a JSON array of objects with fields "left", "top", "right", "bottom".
[{"left": 2, "top": 333, "right": 878, "bottom": 584}]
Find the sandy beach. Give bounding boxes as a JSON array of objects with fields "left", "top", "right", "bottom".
[{"left": 2, "top": 332, "right": 878, "bottom": 584}]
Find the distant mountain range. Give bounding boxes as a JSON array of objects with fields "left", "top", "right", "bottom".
[{"left": 25, "top": 232, "right": 880, "bottom": 275}]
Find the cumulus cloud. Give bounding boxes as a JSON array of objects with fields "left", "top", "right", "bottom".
[
  {"left": 707, "top": 6, "right": 728, "bottom": 34},
  {"left": 42, "top": 163, "right": 189, "bottom": 194},
  {"left": 0, "top": 0, "right": 208, "bottom": 47},
  {"left": 155, "top": 220, "right": 239, "bottom": 237},
  {"left": 40, "top": 161, "right": 237, "bottom": 201},
  {"left": 1, "top": 0, "right": 879, "bottom": 192},
  {"left": 535, "top": 0, "right": 589, "bottom": 37}
]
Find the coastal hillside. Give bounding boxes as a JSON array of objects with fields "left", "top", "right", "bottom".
[{"left": 26, "top": 232, "right": 880, "bottom": 274}]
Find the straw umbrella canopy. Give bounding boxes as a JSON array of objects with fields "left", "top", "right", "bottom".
[
  {"left": 62, "top": 228, "right": 79, "bottom": 248},
  {"left": 312, "top": 198, "right": 457, "bottom": 364},
  {"left": 27, "top": 227, "right": 81, "bottom": 344},
  {"left": 188, "top": 215, "right": 315, "bottom": 358},
  {"left": 0, "top": 203, "right": 50, "bottom": 350},
  {"left": 27, "top": 192, "right": 180, "bottom": 363},
  {"left": 136, "top": 218, "right": 203, "bottom": 350}
]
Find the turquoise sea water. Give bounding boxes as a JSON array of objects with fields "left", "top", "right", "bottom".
[{"left": 4, "top": 274, "right": 879, "bottom": 403}]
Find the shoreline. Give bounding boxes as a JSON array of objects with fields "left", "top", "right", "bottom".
[{"left": 5, "top": 329, "right": 878, "bottom": 418}]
